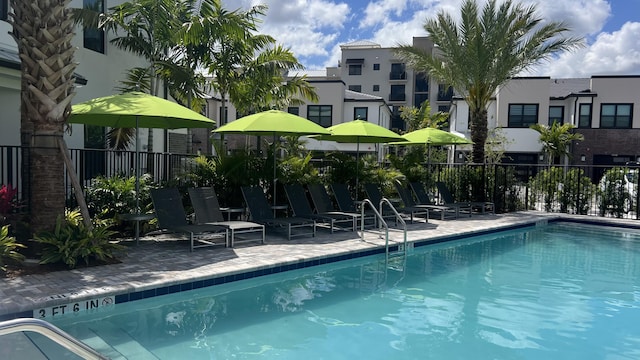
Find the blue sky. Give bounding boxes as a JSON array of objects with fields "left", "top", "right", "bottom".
[{"left": 228, "top": 0, "right": 640, "bottom": 78}]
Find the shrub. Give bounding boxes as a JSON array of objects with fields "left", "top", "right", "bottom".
[
  {"left": 0, "top": 225, "right": 25, "bottom": 271},
  {"left": 34, "top": 209, "right": 123, "bottom": 269}
]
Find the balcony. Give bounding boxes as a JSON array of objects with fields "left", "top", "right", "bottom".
[
  {"left": 389, "top": 93, "right": 406, "bottom": 102},
  {"left": 389, "top": 71, "right": 407, "bottom": 80}
]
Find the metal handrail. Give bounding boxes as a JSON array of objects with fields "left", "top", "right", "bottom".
[
  {"left": 378, "top": 197, "right": 407, "bottom": 258},
  {"left": 0, "top": 318, "right": 108, "bottom": 360},
  {"left": 360, "top": 198, "right": 407, "bottom": 261}
]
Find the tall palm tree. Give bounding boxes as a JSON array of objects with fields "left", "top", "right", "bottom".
[
  {"left": 531, "top": 121, "right": 584, "bottom": 165},
  {"left": 9, "top": 0, "right": 77, "bottom": 233},
  {"left": 394, "top": 0, "right": 582, "bottom": 163}
]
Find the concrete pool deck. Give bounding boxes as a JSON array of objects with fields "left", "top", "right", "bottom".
[{"left": 0, "top": 211, "right": 636, "bottom": 320}]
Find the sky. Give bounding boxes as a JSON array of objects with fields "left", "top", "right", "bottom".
[{"left": 226, "top": 0, "right": 640, "bottom": 78}]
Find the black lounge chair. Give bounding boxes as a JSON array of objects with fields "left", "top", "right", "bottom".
[
  {"left": 284, "top": 184, "right": 356, "bottom": 232},
  {"left": 395, "top": 182, "right": 459, "bottom": 221},
  {"left": 150, "top": 188, "right": 228, "bottom": 251},
  {"left": 188, "top": 187, "right": 265, "bottom": 248},
  {"left": 363, "top": 183, "right": 428, "bottom": 224},
  {"left": 307, "top": 183, "right": 369, "bottom": 231},
  {"left": 241, "top": 186, "right": 316, "bottom": 240},
  {"left": 435, "top": 181, "right": 494, "bottom": 215},
  {"left": 407, "top": 182, "right": 460, "bottom": 220},
  {"left": 329, "top": 183, "right": 378, "bottom": 228}
]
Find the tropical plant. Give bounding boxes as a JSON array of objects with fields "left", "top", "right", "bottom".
[
  {"left": 279, "top": 153, "right": 320, "bottom": 186},
  {"left": 35, "top": 209, "right": 122, "bottom": 269},
  {"left": 0, "top": 225, "right": 26, "bottom": 272},
  {"left": 528, "top": 167, "right": 565, "bottom": 212},
  {"left": 84, "top": 174, "right": 155, "bottom": 235},
  {"left": 530, "top": 121, "right": 584, "bottom": 165},
  {"left": 9, "top": 0, "right": 77, "bottom": 234},
  {"left": 598, "top": 167, "right": 633, "bottom": 218},
  {"left": 394, "top": 0, "right": 582, "bottom": 163},
  {"left": 399, "top": 101, "right": 449, "bottom": 131},
  {"left": 0, "top": 185, "right": 18, "bottom": 221},
  {"left": 484, "top": 127, "right": 512, "bottom": 165}
]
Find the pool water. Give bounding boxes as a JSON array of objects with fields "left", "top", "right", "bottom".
[{"left": 51, "top": 223, "right": 640, "bottom": 359}]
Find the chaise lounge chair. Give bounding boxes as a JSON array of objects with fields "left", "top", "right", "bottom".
[
  {"left": 363, "top": 183, "right": 428, "bottom": 224},
  {"left": 394, "top": 182, "right": 456, "bottom": 221},
  {"left": 150, "top": 188, "right": 228, "bottom": 251},
  {"left": 188, "top": 187, "right": 265, "bottom": 248},
  {"left": 307, "top": 183, "right": 374, "bottom": 230},
  {"left": 284, "top": 183, "right": 356, "bottom": 232},
  {"left": 241, "top": 185, "right": 316, "bottom": 240},
  {"left": 408, "top": 182, "right": 461, "bottom": 220},
  {"left": 435, "top": 181, "right": 494, "bottom": 215}
]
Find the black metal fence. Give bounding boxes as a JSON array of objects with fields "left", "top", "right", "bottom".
[{"left": 1, "top": 145, "right": 638, "bottom": 220}]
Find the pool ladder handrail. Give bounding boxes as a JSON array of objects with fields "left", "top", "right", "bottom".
[
  {"left": 360, "top": 198, "right": 407, "bottom": 261},
  {"left": 0, "top": 318, "right": 108, "bottom": 360}
]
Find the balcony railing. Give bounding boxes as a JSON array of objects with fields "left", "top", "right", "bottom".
[
  {"left": 389, "top": 71, "right": 407, "bottom": 80},
  {"left": 388, "top": 93, "right": 406, "bottom": 102}
]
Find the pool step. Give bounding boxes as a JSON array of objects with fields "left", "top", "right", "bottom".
[{"left": 66, "top": 322, "right": 159, "bottom": 360}]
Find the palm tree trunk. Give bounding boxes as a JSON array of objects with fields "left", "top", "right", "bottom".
[
  {"left": 10, "top": 0, "right": 77, "bottom": 235},
  {"left": 469, "top": 107, "right": 488, "bottom": 164}
]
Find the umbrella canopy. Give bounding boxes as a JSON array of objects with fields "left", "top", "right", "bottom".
[
  {"left": 213, "top": 110, "right": 330, "bottom": 136},
  {"left": 391, "top": 127, "right": 472, "bottom": 146},
  {"left": 213, "top": 110, "right": 331, "bottom": 210},
  {"left": 310, "top": 120, "right": 406, "bottom": 194},
  {"left": 311, "top": 119, "right": 406, "bottom": 144},
  {"left": 68, "top": 91, "right": 215, "bottom": 128},
  {"left": 69, "top": 92, "right": 215, "bottom": 244}
]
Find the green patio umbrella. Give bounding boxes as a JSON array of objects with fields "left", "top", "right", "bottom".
[
  {"left": 213, "top": 110, "right": 331, "bottom": 209},
  {"left": 391, "top": 127, "right": 472, "bottom": 172},
  {"left": 69, "top": 92, "right": 216, "bottom": 242},
  {"left": 310, "top": 119, "right": 406, "bottom": 193}
]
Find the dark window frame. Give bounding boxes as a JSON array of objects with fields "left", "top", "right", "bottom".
[
  {"left": 373, "top": 63, "right": 380, "bottom": 71},
  {"left": 389, "top": 84, "right": 406, "bottom": 102},
  {"left": 83, "top": 0, "right": 106, "bottom": 54},
  {"left": 372, "top": 85, "right": 380, "bottom": 92},
  {"left": 548, "top": 105, "right": 564, "bottom": 126},
  {"left": 307, "top": 105, "right": 333, "bottom": 127},
  {"left": 508, "top": 104, "right": 539, "bottom": 128},
  {"left": 348, "top": 64, "right": 362, "bottom": 75},
  {"left": 287, "top": 106, "right": 299, "bottom": 116},
  {"left": 354, "top": 107, "right": 368, "bottom": 121},
  {"left": 578, "top": 103, "right": 592, "bottom": 128},
  {"left": 348, "top": 85, "right": 362, "bottom": 92},
  {"left": 600, "top": 103, "right": 632, "bottom": 129}
]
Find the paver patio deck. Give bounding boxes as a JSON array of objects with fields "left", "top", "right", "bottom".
[{"left": 0, "top": 212, "right": 635, "bottom": 320}]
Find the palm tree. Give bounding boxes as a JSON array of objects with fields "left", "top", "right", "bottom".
[
  {"left": 9, "top": 0, "right": 77, "bottom": 233},
  {"left": 394, "top": 0, "right": 582, "bottom": 163},
  {"left": 400, "top": 101, "right": 449, "bottom": 131},
  {"left": 531, "top": 121, "right": 584, "bottom": 165}
]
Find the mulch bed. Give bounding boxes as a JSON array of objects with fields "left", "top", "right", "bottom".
[{"left": 1, "top": 258, "right": 122, "bottom": 279}]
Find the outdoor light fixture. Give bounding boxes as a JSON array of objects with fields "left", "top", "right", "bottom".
[
  {"left": 539, "top": 154, "right": 544, "bottom": 161},
  {"left": 581, "top": 154, "right": 586, "bottom": 162}
]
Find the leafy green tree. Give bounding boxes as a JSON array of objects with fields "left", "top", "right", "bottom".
[
  {"left": 400, "top": 101, "right": 449, "bottom": 131},
  {"left": 394, "top": 0, "right": 582, "bottom": 163},
  {"left": 530, "top": 121, "right": 584, "bottom": 165}
]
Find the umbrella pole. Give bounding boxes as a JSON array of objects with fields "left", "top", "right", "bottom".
[
  {"left": 273, "top": 134, "right": 277, "bottom": 217},
  {"left": 355, "top": 141, "right": 360, "bottom": 199},
  {"left": 135, "top": 117, "right": 141, "bottom": 244}
]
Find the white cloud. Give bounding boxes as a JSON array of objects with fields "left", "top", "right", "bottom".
[
  {"left": 536, "top": 22, "right": 640, "bottom": 77},
  {"left": 360, "top": 0, "right": 409, "bottom": 28},
  {"left": 525, "top": 0, "right": 611, "bottom": 36}
]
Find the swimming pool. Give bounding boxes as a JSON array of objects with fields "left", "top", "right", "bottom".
[{"left": 49, "top": 222, "right": 640, "bottom": 359}]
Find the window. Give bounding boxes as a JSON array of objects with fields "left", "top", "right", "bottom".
[
  {"left": 508, "top": 104, "right": 539, "bottom": 127},
  {"left": 437, "top": 84, "right": 453, "bottom": 101},
  {"left": 354, "top": 107, "right": 368, "bottom": 121},
  {"left": 415, "top": 73, "right": 429, "bottom": 92},
  {"left": 1, "top": 0, "right": 8, "bottom": 21},
  {"left": 373, "top": 63, "right": 380, "bottom": 71},
  {"left": 389, "top": 85, "right": 405, "bottom": 101},
  {"left": 578, "top": 103, "right": 592, "bottom": 128},
  {"left": 219, "top": 106, "right": 228, "bottom": 125},
  {"left": 348, "top": 85, "right": 362, "bottom": 92},
  {"left": 548, "top": 106, "right": 564, "bottom": 125},
  {"left": 600, "top": 104, "right": 632, "bottom": 128},
  {"left": 348, "top": 64, "right": 362, "bottom": 75},
  {"left": 372, "top": 85, "right": 380, "bottom": 92},
  {"left": 414, "top": 93, "right": 429, "bottom": 106},
  {"left": 308, "top": 105, "right": 332, "bottom": 127},
  {"left": 83, "top": 0, "right": 105, "bottom": 53},
  {"left": 287, "top": 107, "right": 299, "bottom": 116},
  {"left": 438, "top": 105, "right": 450, "bottom": 113},
  {"left": 390, "top": 63, "right": 406, "bottom": 80}
]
